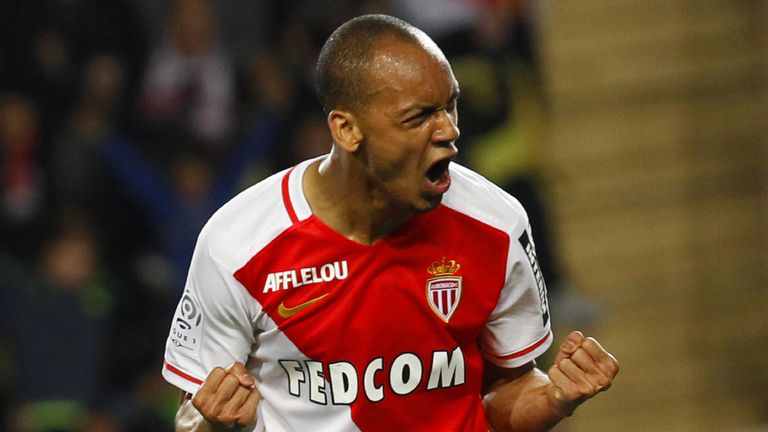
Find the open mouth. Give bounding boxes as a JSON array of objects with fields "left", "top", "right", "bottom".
[{"left": 426, "top": 159, "right": 451, "bottom": 183}]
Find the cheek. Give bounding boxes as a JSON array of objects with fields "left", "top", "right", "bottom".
[
  {"left": 362, "top": 123, "right": 430, "bottom": 188},
  {"left": 365, "top": 136, "right": 411, "bottom": 177},
  {"left": 371, "top": 147, "right": 425, "bottom": 188},
  {"left": 367, "top": 159, "right": 406, "bottom": 196}
]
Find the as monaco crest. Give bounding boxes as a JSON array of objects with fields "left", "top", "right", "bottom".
[{"left": 426, "top": 257, "right": 462, "bottom": 322}]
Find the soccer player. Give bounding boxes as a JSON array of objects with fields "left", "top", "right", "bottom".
[{"left": 164, "top": 14, "right": 619, "bottom": 432}]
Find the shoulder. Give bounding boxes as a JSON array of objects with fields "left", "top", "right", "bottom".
[
  {"left": 196, "top": 168, "right": 294, "bottom": 272},
  {"left": 442, "top": 162, "right": 529, "bottom": 239}
]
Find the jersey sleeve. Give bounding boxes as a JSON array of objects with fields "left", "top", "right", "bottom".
[
  {"left": 162, "top": 228, "right": 257, "bottom": 394},
  {"left": 480, "top": 223, "right": 552, "bottom": 368}
]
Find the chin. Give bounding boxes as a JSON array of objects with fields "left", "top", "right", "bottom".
[{"left": 410, "top": 193, "right": 444, "bottom": 213}]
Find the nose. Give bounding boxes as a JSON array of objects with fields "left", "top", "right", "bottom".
[{"left": 432, "top": 110, "right": 460, "bottom": 144}]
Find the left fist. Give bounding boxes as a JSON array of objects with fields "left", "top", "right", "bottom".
[{"left": 547, "top": 330, "right": 619, "bottom": 416}]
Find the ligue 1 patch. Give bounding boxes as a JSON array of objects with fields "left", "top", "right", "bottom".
[
  {"left": 170, "top": 290, "right": 203, "bottom": 356},
  {"left": 426, "top": 257, "right": 462, "bottom": 322}
]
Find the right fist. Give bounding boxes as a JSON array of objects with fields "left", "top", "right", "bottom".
[{"left": 192, "top": 361, "right": 261, "bottom": 428}]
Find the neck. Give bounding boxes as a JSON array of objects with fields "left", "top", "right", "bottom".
[{"left": 303, "top": 148, "right": 411, "bottom": 245}]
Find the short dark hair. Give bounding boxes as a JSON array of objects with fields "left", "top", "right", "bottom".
[{"left": 315, "top": 14, "right": 421, "bottom": 113}]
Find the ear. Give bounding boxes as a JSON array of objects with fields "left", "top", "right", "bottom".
[{"left": 327, "top": 109, "right": 363, "bottom": 152}]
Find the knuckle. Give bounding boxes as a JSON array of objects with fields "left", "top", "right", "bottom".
[
  {"left": 578, "top": 383, "right": 596, "bottom": 397},
  {"left": 604, "top": 360, "right": 619, "bottom": 376},
  {"left": 201, "top": 405, "right": 222, "bottom": 420},
  {"left": 212, "top": 407, "right": 226, "bottom": 419},
  {"left": 191, "top": 396, "right": 207, "bottom": 413},
  {"left": 209, "top": 366, "right": 227, "bottom": 378},
  {"left": 610, "top": 358, "right": 620, "bottom": 374},
  {"left": 193, "top": 397, "right": 226, "bottom": 420},
  {"left": 566, "top": 388, "right": 583, "bottom": 402},
  {"left": 221, "top": 374, "right": 240, "bottom": 388},
  {"left": 595, "top": 376, "right": 611, "bottom": 389},
  {"left": 229, "top": 362, "right": 245, "bottom": 374},
  {"left": 547, "top": 364, "right": 560, "bottom": 375},
  {"left": 574, "top": 345, "right": 589, "bottom": 355},
  {"left": 222, "top": 409, "right": 240, "bottom": 422},
  {"left": 237, "top": 405, "right": 258, "bottom": 425},
  {"left": 569, "top": 347, "right": 584, "bottom": 359}
]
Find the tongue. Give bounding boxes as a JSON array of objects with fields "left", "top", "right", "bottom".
[{"left": 427, "top": 165, "right": 451, "bottom": 194}]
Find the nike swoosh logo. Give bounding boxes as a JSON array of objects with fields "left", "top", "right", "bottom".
[{"left": 277, "top": 293, "right": 329, "bottom": 318}]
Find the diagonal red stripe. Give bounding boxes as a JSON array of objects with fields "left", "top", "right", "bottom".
[
  {"left": 165, "top": 361, "right": 204, "bottom": 385},
  {"left": 281, "top": 166, "right": 299, "bottom": 224},
  {"left": 494, "top": 330, "right": 552, "bottom": 361}
]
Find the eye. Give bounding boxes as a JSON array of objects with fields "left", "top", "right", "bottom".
[
  {"left": 446, "top": 97, "right": 458, "bottom": 112},
  {"left": 403, "top": 108, "right": 434, "bottom": 125}
]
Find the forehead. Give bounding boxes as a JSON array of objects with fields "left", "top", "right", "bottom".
[{"left": 364, "top": 38, "right": 457, "bottom": 109}]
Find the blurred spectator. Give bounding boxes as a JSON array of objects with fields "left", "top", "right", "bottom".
[
  {"left": 286, "top": 111, "right": 333, "bottom": 165},
  {"left": 0, "top": 94, "right": 45, "bottom": 260},
  {"left": 104, "top": 368, "right": 177, "bottom": 432},
  {"left": 46, "top": 53, "right": 154, "bottom": 310},
  {"left": 97, "top": 116, "right": 282, "bottom": 302},
  {"left": 49, "top": 55, "right": 127, "bottom": 209},
  {"left": 213, "top": 0, "right": 273, "bottom": 61},
  {"left": 0, "top": 210, "right": 117, "bottom": 432},
  {"left": 136, "top": 0, "right": 235, "bottom": 157},
  {"left": 234, "top": 51, "right": 297, "bottom": 175},
  {"left": 0, "top": 0, "right": 147, "bottom": 145},
  {"left": 390, "top": 0, "right": 481, "bottom": 39},
  {"left": 269, "top": 0, "right": 393, "bottom": 92}
]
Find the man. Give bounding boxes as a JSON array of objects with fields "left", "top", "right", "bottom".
[{"left": 163, "top": 14, "right": 618, "bottom": 432}]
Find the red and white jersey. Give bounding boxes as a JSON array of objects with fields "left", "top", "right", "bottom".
[{"left": 163, "top": 157, "right": 552, "bottom": 431}]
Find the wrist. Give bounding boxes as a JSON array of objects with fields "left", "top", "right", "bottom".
[{"left": 547, "top": 386, "right": 578, "bottom": 419}]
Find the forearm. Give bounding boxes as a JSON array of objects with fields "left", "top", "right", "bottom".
[{"left": 483, "top": 368, "right": 570, "bottom": 432}]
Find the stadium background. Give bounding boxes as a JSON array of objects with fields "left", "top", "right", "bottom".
[{"left": 0, "top": 0, "right": 765, "bottom": 431}]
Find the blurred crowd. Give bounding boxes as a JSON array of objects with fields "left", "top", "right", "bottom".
[{"left": 0, "top": 0, "right": 564, "bottom": 430}]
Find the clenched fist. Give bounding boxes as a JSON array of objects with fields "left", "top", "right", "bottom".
[
  {"left": 192, "top": 361, "right": 261, "bottom": 429},
  {"left": 547, "top": 331, "right": 619, "bottom": 416}
]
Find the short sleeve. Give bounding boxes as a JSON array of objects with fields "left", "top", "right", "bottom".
[
  {"left": 480, "top": 225, "right": 552, "bottom": 368},
  {"left": 162, "top": 230, "right": 256, "bottom": 394}
]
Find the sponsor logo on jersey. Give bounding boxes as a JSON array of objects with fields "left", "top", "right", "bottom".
[
  {"left": 278, "top": 347, "right": 466, "bottom": 405},
  {"left": 519, "top": 230, "right": 549, "bottom": 326},
  {"left": 277, "top": 293, "right": 330, "bottom": 318},
  {"left": 263, "top": 260, "right": 349, "bottom": 293},
  {"left": 170, "top": 291, "right": 203, "bottom": 355},
  {"left": 426, "top": 257, "right": 462, "bottom": 322}
]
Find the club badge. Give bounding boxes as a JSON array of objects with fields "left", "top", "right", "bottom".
[{"left": 426, "top": 257, "right": 462, "bottom": 322}]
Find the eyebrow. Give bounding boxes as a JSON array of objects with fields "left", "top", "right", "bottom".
[{"left": 450, "top": 86, "right": 461, "bottom": 102}]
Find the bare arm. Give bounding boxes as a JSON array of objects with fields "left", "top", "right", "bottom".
[
  {"left": 483, "top": 331, "right": 619, "bottom": 432},
  {"left": 174, "top": 362, "right": 261, "bottom": 432}
]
